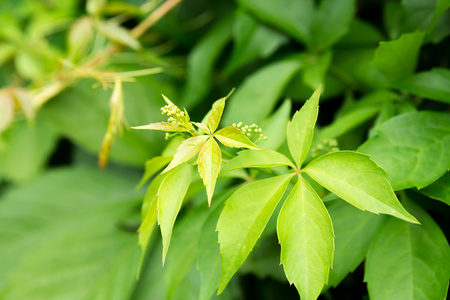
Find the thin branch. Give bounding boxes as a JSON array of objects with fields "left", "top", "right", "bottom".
[{"left": 131, "top": 0, "right": 183, "bottom": 39}]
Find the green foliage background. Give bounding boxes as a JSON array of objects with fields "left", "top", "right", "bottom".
[{"left": 0, "top": 0, "right": 449, "bottom": 299}]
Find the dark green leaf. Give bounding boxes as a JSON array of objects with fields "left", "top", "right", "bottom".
[
  {"left": 226, "top": 11, "right": 287, "bottom": 74},
  {"left": 391, "top": 68, "right": 450, "bottom": 103},
  {"left": 277, "top": 176, "right": 334, "bottom": 300},
  {"left": 365, "top": 199, "right": 450, "bottom": 300},
  {"left": 304, "top": 151, "right": 419, "bottom": 223},
  {"left": 358, "top": 111, "right": 450, "bottom": 190},
  {"left": 0, "top": 167, "right": 142, "bottom": 299},
  {"left": 182, "top": 16, "right": 232, "bottom": 108},
  {"left": 223, "top": 58, "right": 303, "bottom": 125},
  {"left": 238, "top": 0, "right": 314, "bottom": 46},
  {"left": 0, "top": 118, "right": 58, "bottom": 182},
  {"left": 419, "top": 171, "right": 450, "bottom": 206},
  {"left": 372, "top": 31, "right": 425, "bottom": 82},
  {"left": 217, "top": 174, "right": 294, "bottom": 293},
  {"left": 327, "top": 201, "right": 385, "bottom": 287},
  {"left": 311, "top": 0, "right": 356, "bottom": 49}
]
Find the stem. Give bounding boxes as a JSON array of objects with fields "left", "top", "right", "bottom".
[{"left": 131, "top": 0, "right": 183, "bottom": 39}]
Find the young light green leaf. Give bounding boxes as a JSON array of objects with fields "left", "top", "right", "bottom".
[
  {"left": 157, "top": 163, "right": 194, "bottom": 264},
  {"left": 132, "top": 122, "right": 187, "bottom": 132},
  {"left": 304, "top": 151, "right": 419, "bottom": 223},
  {"left": 193, "top": 122, "right": 210, "bottom": 135},
  {"left": 217, "top": 174, "right": 294, "bottom": 293},
  {"left": 358, "top": 111, "right": 450, "bottom": 190},
  {"left": 198, "top": 138, "right": 222, "bottom": 206},
  {"left": 277, "top": 176, "right": 334, "bottom": 300},
  {"left": 327, "top": 200, "right": 385, "bottom": 288},
  {"left": 137, "top": 194, "right": 158, "bottom": 278},
  {"left": 287, "top": 86, "right": 321, "bottom": 168},
  {"left": 162, "top": 135, "right": 209, "bottom": 174},
  {"left": 372, "top": 31, "right": 425, "bottom": 82},
  {"left": 214, "top": 126, "right": 260, "bottom": 150},
  {"left": 207, "top": 89, "right": 234, "bottom": 133},
  {"left": 365, "top": 199, "right": 450, "bottom": 300},
  {"left": 137, "top": 156, "right": 173, "bottom": 189},
  {"left": 220, "top": 149, "right": 295, "bottom": 174},
  {"left": 419, "top": 171, "right": 450, "bottom": 206},
  {"left": 68, "top": 16, "right": 94, "bottom": 60},
  {"left": 97, "top": 20, "right": 141, "bottom": 50}
]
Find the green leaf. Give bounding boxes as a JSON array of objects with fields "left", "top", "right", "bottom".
[
  {"left": 157, "top": 163, "right": 194, "bottom": 264},
  {"left": 327, "top": 200, "right": 385, "bottom": 288},
  {"left": 372, "top": 31, "right": 425, "bottom": 82},
  {"left": 277, "top": 176, "right": 334, "bottom": 300},
  {"left": 287, "top": 86, "right": 320, "bottom": 168},
  {"left": 304, "top": 151, "right": 419, "bottom": 223},
  {"left": 197, "top": 203, "right": 226, "bottom": 300},
  {"left": 311, "top": 0, "right": 356, "bottom": 49},
  {"left": 198, "top": 138, "right": 222, "bottom": 206},
  {"left": 221, "top": 149, "right": 295, "bottom": 174},
  {"left": 182, "top": 16, "right": 232, "bottom": 108},
  {"left": 137, "top": 156, "right": 173, "bottom": 189},
  {"left": 0, "top": 43, "right": 16, "bottom": 67},
  {"left": 301, "top": 51, "right": 332, "bottom": 90},
  {"left": 141, "top": 173, "right": 167, "bottom": 219},
  {"left": 222, "top": 58, "right": 303, "bottom": 125},
  {"left": 226, "top": 11, "right": 288, "bottom": 74},
  {"left": 365, "top": 199, "right": 450, "bottom": 300},
  {"left": 238, "top": 0, "right": 314, "bottom": 46},
  {"left": 0, "top": 118, "right": 58, "bottom": 182},
  {"left": 137, "top": 193, "right": 158, "bottom": 278},
  {"left": 214, "top": 126, "right": 260, "bottom": 150},
  {"left": 317, "top": 104, "right": 380, "bottom": 141},
  {"left": 258, "top": 99, "right": 291, "bottom": 150},
  {"left": 358, "top": 111, "right": 450, "bottom": 190},
  {"left": 97, "top": 20, "right": 140, "bottom": 50},
  {"left": 419, "top": 171, "right": 450, "bottom": 206},
  {"left": 391, "top": 68, "right": 450, "bottom": 103},
  {"left": 207, "top": 90, "right": 233, "bottom": 133},
  {"left": 0, "top": 167, "right": 142, "bottom": 299},
  {"left": 132, "top": 122, "right": 187, "bottom": 132},
  {"left": 163, "top": 135, "right": 209, "bottom": 173},
  {"left": 217, "top": 174, "right": 294, "bottom": 293}
]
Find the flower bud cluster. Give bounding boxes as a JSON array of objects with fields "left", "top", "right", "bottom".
[
  {"left": 161, "top": 104, "right": 185, "bottom": 124},
  {"left": 311, "top": 138, "right": 340, "bottom": 157},
  {"left": 232, "top": 122, "right": 267, "bottom": 141}
]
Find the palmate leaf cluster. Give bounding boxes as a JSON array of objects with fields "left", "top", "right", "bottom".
[{"left": 0, "top": 0, "right": 449, "bottom": 300}]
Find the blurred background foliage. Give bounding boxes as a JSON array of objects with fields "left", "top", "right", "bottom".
[{"left": 0, "top": 0, "right": 449, "bottom": 299}]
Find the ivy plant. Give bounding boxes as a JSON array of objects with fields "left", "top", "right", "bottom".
[{"left": 134, "top": 86, "right": 418, "bottom": 300}]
